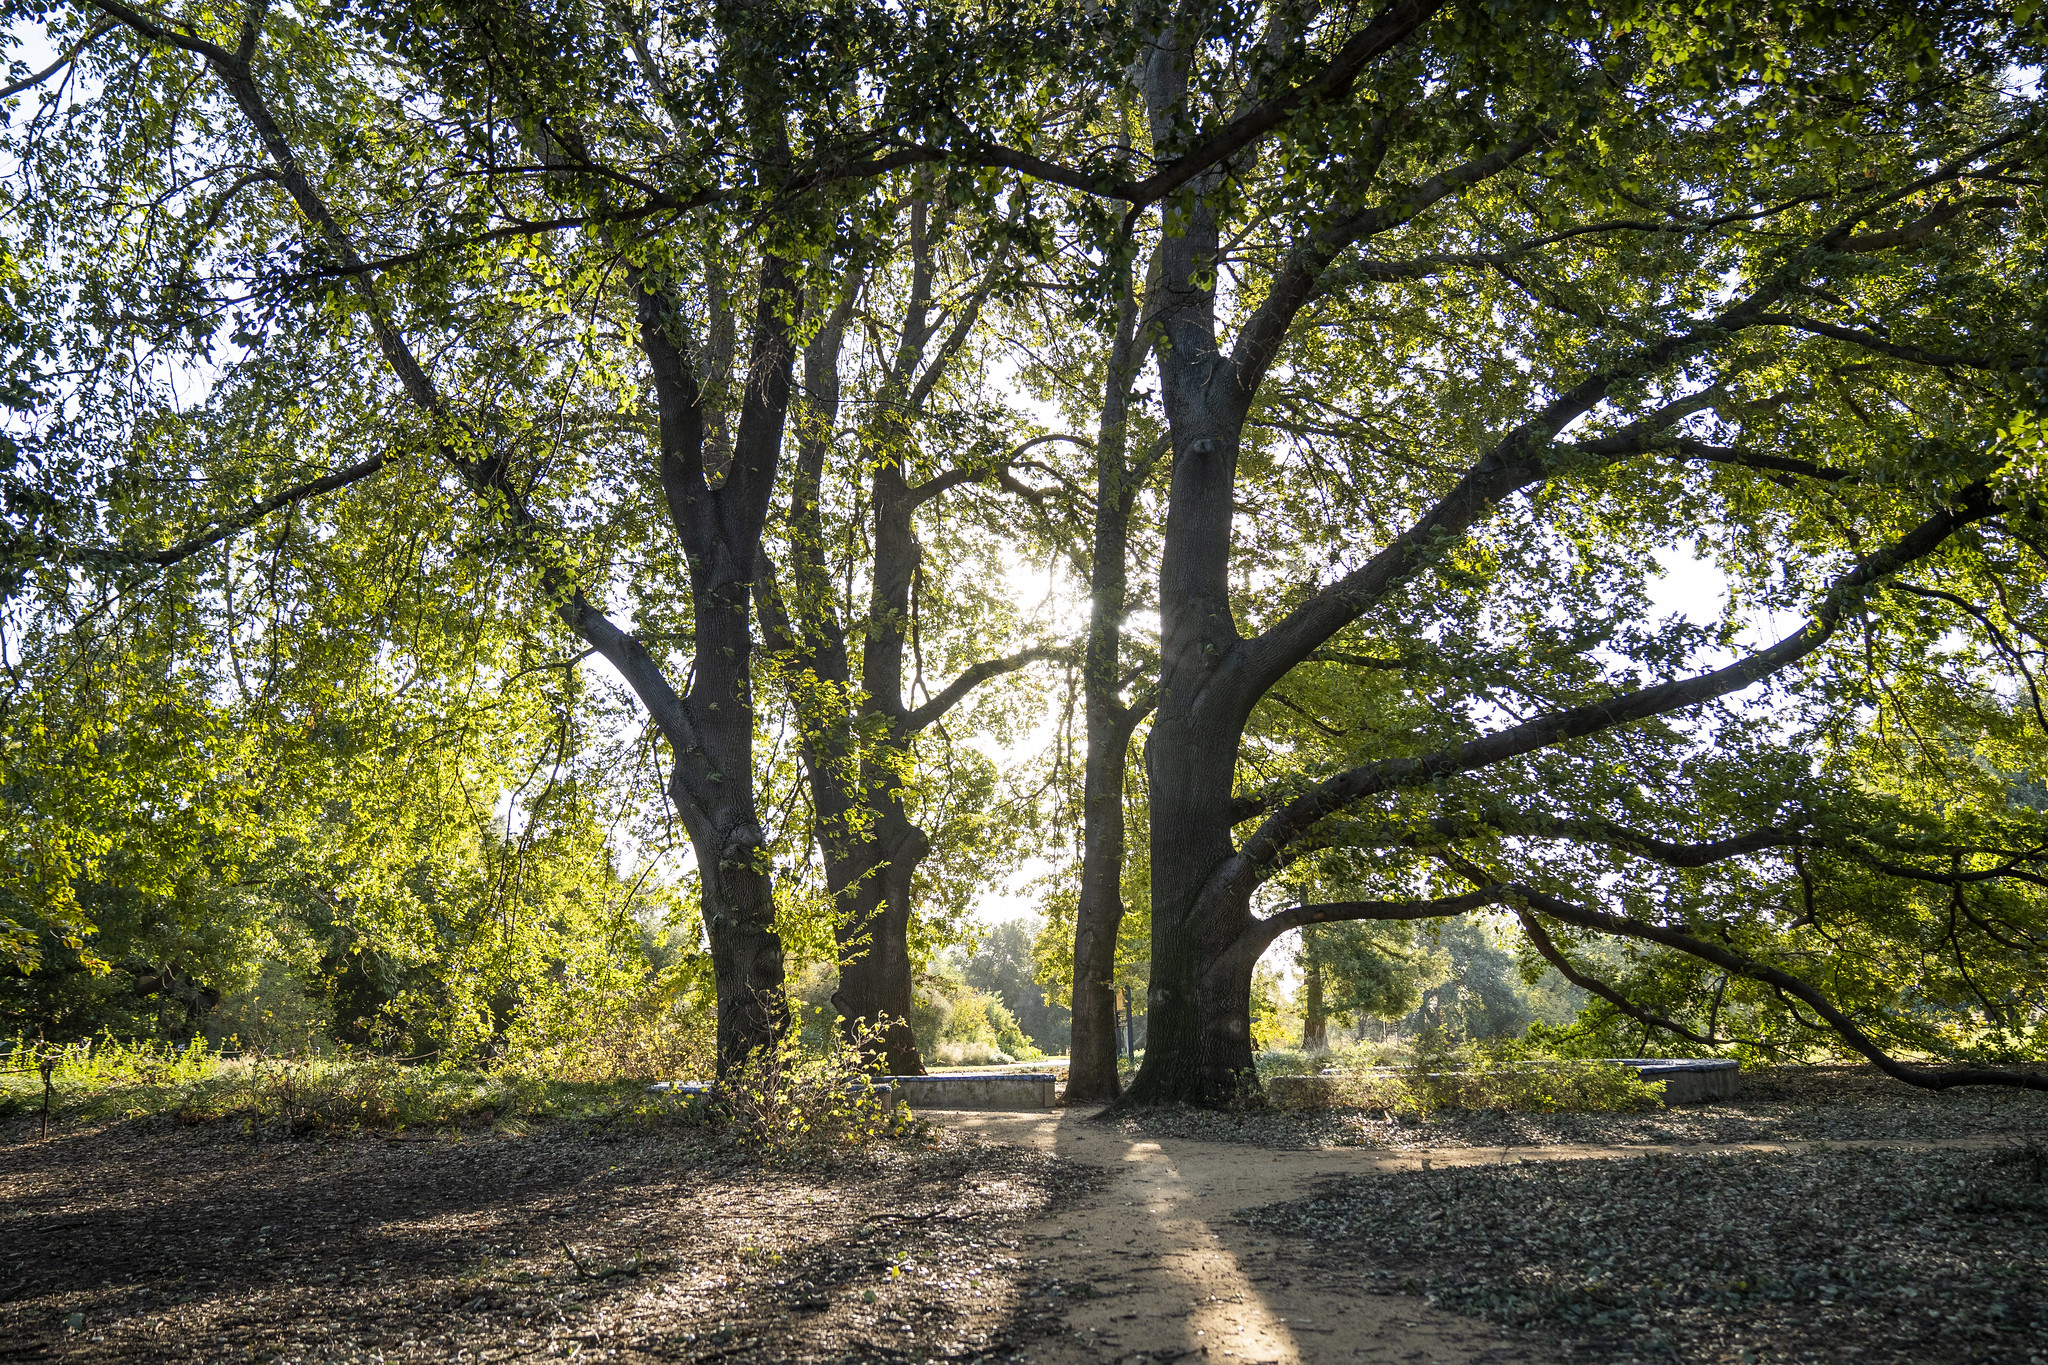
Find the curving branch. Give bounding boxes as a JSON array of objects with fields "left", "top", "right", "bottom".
[
  {"left": 1247, "top": 885, "right": 1507, "bottom": 954},
  {"left": 1511, "top": 903, "right": 1725, "bottom": 1048},
  {"left": 1225, "top": 287, "right": 1789, "bottom": 710},
  {"left": 1, "top": 19, "right": 116, "bottom": 99},
  {"left": 1577, "top": 433, "right": 1857, "bottom": 483},
  {"left": 1840, "top": 195, "right": 2016, "bottom": 252},
  {"left": 84, "top": 0, "right": 703, "bottom": 762},
  {"left": 1504, "top": 880, "right": 2048, "bottom": 1092},
  {"left": 1228, "top": 483, "right": 2001, "bottom": 886},
  {"left": 1752, "top": 313, "right": 2014, "bottom": 371},
  {"left": 27, "top": 451, "right": 391, "bottom": 571},
  {"left": 899, "top": 643, "right": 1070, "bottom": 736},
  {"left": 910, "top": 433, "right": 1093, "bottom": 508}
]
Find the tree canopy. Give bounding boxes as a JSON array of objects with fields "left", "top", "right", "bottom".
[{"left": 1, "top": 0, "right": 2044, "bottom": 1103}]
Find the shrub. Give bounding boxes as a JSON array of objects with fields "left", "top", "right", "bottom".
[
  {"left": 2, "top": 1033, "right": 690, "bottom": 1134},
  {"left": 715, "top": 1020, "right": 924, "bottom": 1165}
]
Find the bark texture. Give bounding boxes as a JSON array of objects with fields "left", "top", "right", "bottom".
[{"left": 1066, "top": 258, "right": 1155, "bottom": 1103}]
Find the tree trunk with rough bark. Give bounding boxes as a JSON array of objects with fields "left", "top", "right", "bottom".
[{"left": 1067, "top": 257, "right": 1152, "bottom": 1104}]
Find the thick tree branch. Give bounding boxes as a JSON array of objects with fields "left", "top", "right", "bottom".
[
  {"left": 1578, "top": 433, "right": 1856, "bottom": 483},
  {"left": 1228, "top": 483, "right": 2001, "bottom": 884},
  {"left": 1509, "top": 902, "right": 1724, "bottom": 1047},
  {"left": 1128, "top": 0, "right": 1445, "bottom": 208},
  {"left": 1753, "top": 313, "right": 2013, "bottom": 371},
  {"left": 899, "top": 644, "right": 1067, "bottom": 736},
  {"left": 30, "top": 451, "right": 391, "bottom": 570},
  {"left": 1225, "top": 300, "right": 1783, "bottom": 710},
  {"left": 1232, "top": 130, "right": 1545, "bottom": 397},
  {"left": 910, "top": 433, "right": 1092, "bottom": 508},
  {"left": 1249, "top": 886, "right": 1506, "bottom": 951},
  {"left": 1841, "top": 196, "right": 2016, "bottom": 252},
  {"left": 1506, "top": 882, "right": 2048, "bottom": 1091}
]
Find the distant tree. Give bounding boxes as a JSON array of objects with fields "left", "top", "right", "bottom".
[
  {"left": 1297, "top": 919, "right": 1446, "bottom": 1049},
  {"left": 1399, "top": 917, "right": 1582, "bottom": 1042},
  {"left": 964, "top": 918, "right": 1071, "bottom": 1056}
]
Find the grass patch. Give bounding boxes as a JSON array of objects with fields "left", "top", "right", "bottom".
[{"left": 1, "top": 1038, "right": 682, "bottom": 1136}]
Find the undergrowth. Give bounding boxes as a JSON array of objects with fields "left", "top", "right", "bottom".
[
  {"left": 1, "top": 1036, "right": 679, "bottom": 1135},
  {"left": 2, "top": 1030, "right": 931, "bottom": 1157}
]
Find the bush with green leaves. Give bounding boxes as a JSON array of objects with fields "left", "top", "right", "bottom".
[
  {"left": 713, "top": 1022, "right": 925, "bottom": 1165},
  {"left": 0, "top": 1034, "right": 677, "bottom": 1135}
]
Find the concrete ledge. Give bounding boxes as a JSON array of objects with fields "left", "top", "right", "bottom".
[
  {"left": 883, "top": 1072, "right": 1059, "bottom": 1111},
  {"left": 1263, "top": 1057, "right": 1741, "bottom": 1109},
  {"left": 1609, "top": 1058, "right": 1741, "bottom": 1104}
]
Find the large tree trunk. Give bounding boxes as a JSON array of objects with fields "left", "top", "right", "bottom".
[
  {"left": 674, "top": 769, "right": 785, "bottom": 1073},
  {"left": 1115, "top": 110, "right": 1266, "bottom": 1103},
  {"left": 825, "top": 800, "right": 929, "bottom": 1076},
  {"left": 1121, "top": 707, "right": 1261, "bottom": 1105},
  {"left": 643, "top": 254, "right": 800, "bottom": 1075},
  {"left": 1067, "top": 260, "right": 1148, "bottom": 1103}
]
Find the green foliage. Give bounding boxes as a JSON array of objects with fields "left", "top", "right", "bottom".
[
  {"left": 1251, "top": 964, "right": 1289, "bottom": 1052},
  {"left": 1401, "top": 918, "right": 1585, "bottom": 1041},
  {"left": 961, "top": 917, "right": 1069, "bottom": 1054},
  {"left": 1300, "top": 919, "right": 1447, "bottom": 1026},
  {"left": 913, "top": 951, "right": 1043, "bottom": 1065},
  {"left": 0, "top": 1035, "right": 680, "bottom": 1134},
  {"left": 0, "top": 0, "right": 2043, "bottom": 1100},
  {"left": 714, "top": 1023, "right": 926, "bottom": 1165}
]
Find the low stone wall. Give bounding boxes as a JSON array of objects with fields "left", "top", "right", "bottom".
[
  {"left": 883, "top": 1072, "right": 1059, "bottom": 1111},
  {"left": 1263, "top": 1058, "right": 1742, "bottom": 1110}
]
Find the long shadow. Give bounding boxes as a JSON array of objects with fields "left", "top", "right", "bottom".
[{"left": 0, "top": 1114, "right": 1078, "bottom": 1363}]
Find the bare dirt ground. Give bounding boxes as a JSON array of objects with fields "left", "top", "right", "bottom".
[
  {"left": 4, "top": 1069, "right": 2044, "bottom": 1365},
  {"left": 1107, "top": 1066, "right": 2048, "bottom": 1151}
]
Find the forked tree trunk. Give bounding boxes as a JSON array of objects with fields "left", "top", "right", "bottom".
[
  {"left": 1114, "top": 140, "right": 1267, "bottom": 1105},
  {"left": 825, "top": 804, "right": 929, "bottom": 1075}
]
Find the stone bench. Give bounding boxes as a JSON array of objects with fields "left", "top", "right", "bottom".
[{"left": 1607, "top": 1057, "right": 1740, "bottom": 1104}]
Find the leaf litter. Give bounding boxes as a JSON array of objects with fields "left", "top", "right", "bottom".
[
  {"left": 1242, "top": 1140, "right": 2048, "bottom": 1365},
  {"left": 1111, "top": 1065, "right": 2048, "bottom": 1152},
  {"left": 0, "top": 1113, "right": 1100, "bottom": 1363}
]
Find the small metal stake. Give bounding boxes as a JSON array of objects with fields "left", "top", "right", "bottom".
[{"left": 38, "top": 1052, "right": 57, "bottom": 1139}]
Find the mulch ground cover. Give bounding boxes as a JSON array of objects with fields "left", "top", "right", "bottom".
[
  {"left": 1241, "top": 1140, "right": 2048, "bottom": 1365},
  {"left": 1111, "top": 1065, "right": 2048, "bottom": 1151},
  {"left": 0, "top": 1114, "right": 1097, "bottom": 1363}
]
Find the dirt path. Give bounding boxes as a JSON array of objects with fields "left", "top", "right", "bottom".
[{"left": 946, "top": 1107, "right": 2032, "bottom": 1365}]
